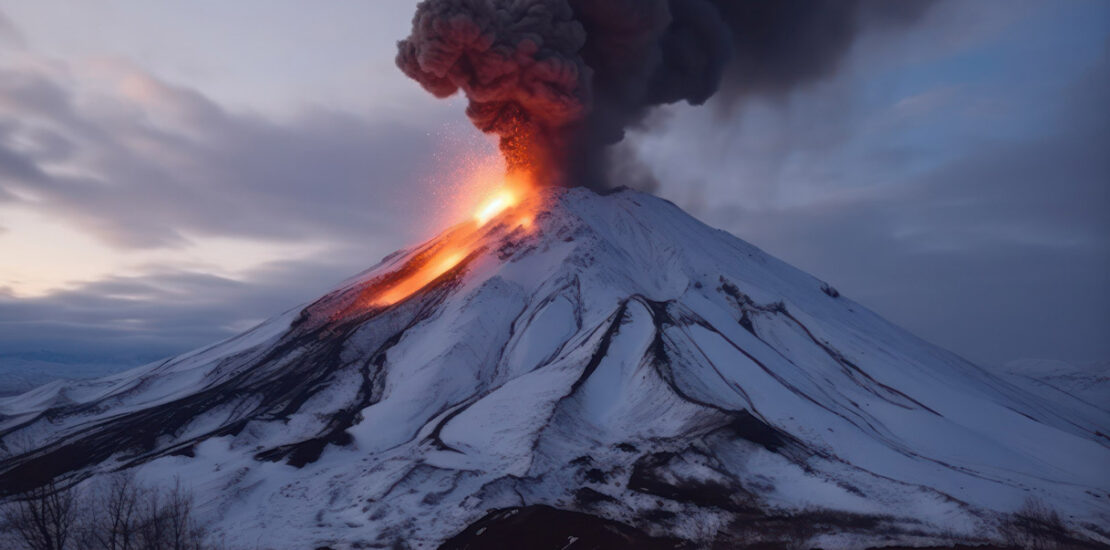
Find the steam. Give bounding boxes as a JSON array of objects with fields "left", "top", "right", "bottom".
[{"left": 397, "top": 0, "right": 934, "bottom": 188}]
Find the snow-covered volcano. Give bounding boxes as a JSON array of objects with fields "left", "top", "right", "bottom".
[{"left": 1, "top": 188, "right": 1108, "bottom": 548}]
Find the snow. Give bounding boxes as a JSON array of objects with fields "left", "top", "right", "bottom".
[
  {"left": 995, "top": 359, "right": 1110, "bottom": 416},
  {"left": 1, "top": 187, "right": 1107, "bottom": 548}
]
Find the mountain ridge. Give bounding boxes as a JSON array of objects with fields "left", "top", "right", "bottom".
[{"left": 1, "top": 187, "right": 1107, "bottom": 548}]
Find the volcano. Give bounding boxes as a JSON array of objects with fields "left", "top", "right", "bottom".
[{"left": 1, "top": 188, "right": 1107, "bottom": 548}]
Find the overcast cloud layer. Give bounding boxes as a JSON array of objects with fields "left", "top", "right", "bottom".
[{"left": 0, "top": 0, "right": 1107, "bottom": 384}]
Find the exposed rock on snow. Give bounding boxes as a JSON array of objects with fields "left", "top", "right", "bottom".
[{"left": 1, "top": 188, "right": 1107, "bottom": 548}]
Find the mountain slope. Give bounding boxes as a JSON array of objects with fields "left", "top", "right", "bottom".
[
  {"left": 995, "top": 359, "right": 1110, "bottom": 418},
  {"left": 1, "top": 187, "right": 1107, "bottom": 548}
]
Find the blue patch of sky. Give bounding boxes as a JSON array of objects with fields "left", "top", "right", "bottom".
[{"left": 837, "top": 1, "right": 1109, "bottom": 190}]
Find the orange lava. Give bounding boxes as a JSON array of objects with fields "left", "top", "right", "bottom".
[
  {"left": 475, "top": 189, "right": 517, "bottom": 225},
  {"left": 370, "top": 249, "right": 466, "bottom": 307},
  {"left": 365, "top": 170, "right": 536, "bottom": 308}
]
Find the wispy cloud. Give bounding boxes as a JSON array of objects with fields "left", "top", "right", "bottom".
[
  {"left": 0, "top": 249, "right": 369, "bottom": 366},
  {"left": 0, "top": 58, "right": 455, "bottom": 249},
  {"left": 652, "top": 45, "right": 1110, "bottom": 365},
  {"left": 0, "top": 26, "right": 490, "bottom": 373},
  {"left": 0, "top": 9, "right": 24, "bottom": 49}
]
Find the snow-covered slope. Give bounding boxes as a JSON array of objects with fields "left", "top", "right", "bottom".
[
  {"left": 1, "top": 188, "right": 1107, "bottom": 548},
  {"left": 995, "top": 359, "right": 1110, "bottom": 415}
]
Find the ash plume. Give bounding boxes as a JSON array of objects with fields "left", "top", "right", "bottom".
[{"left": 397, "top": 0, "right": 935, "bottom": 189}]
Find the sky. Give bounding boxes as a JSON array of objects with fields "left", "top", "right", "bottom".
[{"left": 0, "top": 0, "right": 1107, "bottom": 379}]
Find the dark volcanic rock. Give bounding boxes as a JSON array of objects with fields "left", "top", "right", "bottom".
[{"left": 438, "top": 505, "right": 689, "bottom": 550}]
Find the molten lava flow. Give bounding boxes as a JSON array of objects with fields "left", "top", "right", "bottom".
[
  {"left": 370, "top": 248, "right": 466, "bottom": 307},
  {"left": 475, "top": 189, "right": 517, "bottom": 225},
  {"left": 363, "top": 172, "right": 537, "bottom": 309}
]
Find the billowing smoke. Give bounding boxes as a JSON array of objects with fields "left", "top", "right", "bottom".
[{"left": 397, "top": 0, "right": 934, "bottom": 188}]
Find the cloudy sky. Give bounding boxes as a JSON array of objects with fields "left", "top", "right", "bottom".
[{"left": 0, "top": 0, "right": 1107, "bottom": 378}]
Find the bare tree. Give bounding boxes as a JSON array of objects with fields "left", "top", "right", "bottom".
[
  {"left": 79, "top": 473, "right": 143, "bottom": 550},
  {"left": 1002, "top": 496, "right": 1067, "bottom": 550},
  {"left": 2, "top": 474, "right": 218, "bottom": 550},
  {"left": 161, "top": 480, "right": 207, "bottom": 550},
  {"left": 135, "top": 484, "right": 167, "bottom": 550},
  {"left": 131, "top": 477, "right": 210, "bottom": 550},
  {"left": 0, "top": 478, "right": 78, "bottom": 550}
]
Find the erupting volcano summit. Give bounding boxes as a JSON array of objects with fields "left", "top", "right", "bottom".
[{"left": 1, "top": 187, "right": 1108, "bottom": 548}]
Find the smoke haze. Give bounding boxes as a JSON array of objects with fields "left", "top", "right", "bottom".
[{"left": 397, "top": 0, "right": 935, "bottom": 188}]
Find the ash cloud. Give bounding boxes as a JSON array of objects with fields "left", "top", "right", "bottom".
[{"left": 397, "top": 0, "right": 935, "bottom": 188}]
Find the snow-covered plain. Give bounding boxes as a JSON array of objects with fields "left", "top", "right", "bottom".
[{"left": 1, "top": 188, "right": 1107, "bottom": 548}]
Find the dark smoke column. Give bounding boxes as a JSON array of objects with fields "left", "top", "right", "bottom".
[
  {"left": 397, "top": 0, "right": 935, "bottom": 189},
  {"left": 396, "top": 0, "right": 590, "bottom": 184}
]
